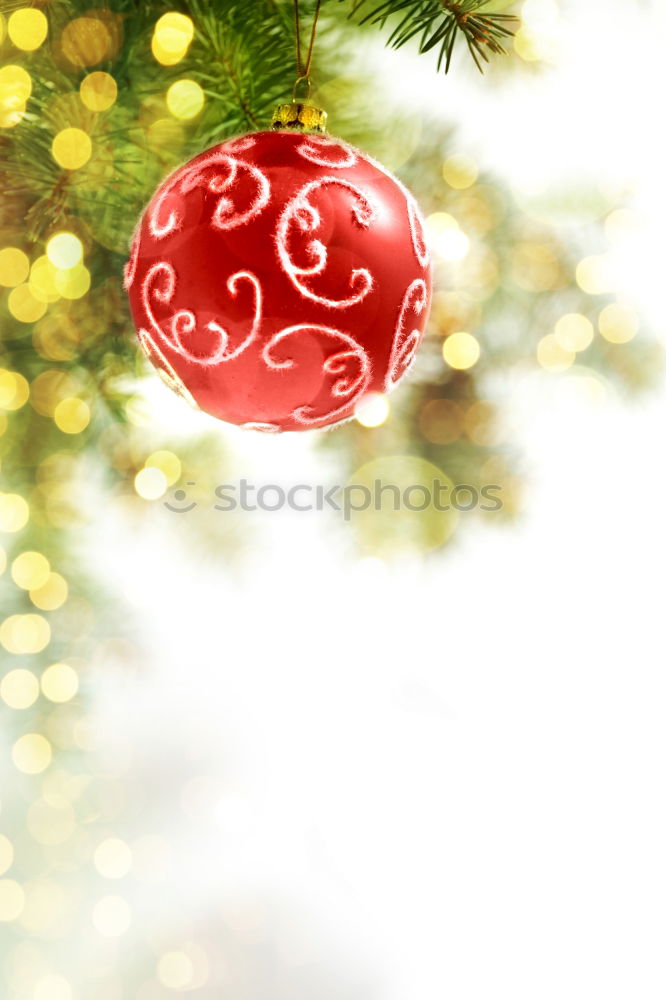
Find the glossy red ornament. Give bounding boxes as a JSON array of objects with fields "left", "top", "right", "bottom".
[{"left": 125, "top": 130, "right": 432, "bottom": 432}]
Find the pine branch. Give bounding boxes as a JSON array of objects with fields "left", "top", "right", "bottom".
[
  {"left": 344, "top": 0, "right": 517, "bottom": 72},
  {"left": 184, "top": 0, "right": 296, "bottom": 138}
]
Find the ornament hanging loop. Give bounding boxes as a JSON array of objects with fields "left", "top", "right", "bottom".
[
  {"left": 272, "top": 1, "right": 326, "bottom": 133},
  {"left": 292, "top": 75, "right": 312, "bottom": 102},
  {"left": 294, "top": 0, "right": 322, "bottom": 82}
]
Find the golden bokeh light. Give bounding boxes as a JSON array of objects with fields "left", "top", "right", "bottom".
[
  {"left": 46, "top": 232, "right": 83, "bottom": 270},
  {"left": 135, "top": 467, "right": 168, "bottom": 500},
  {"left": 443, "top": 331, "right": 480, "bottom": 370},
  {"left": 166, "top": 943, "right": 209, "bottom": 989},
  {"left": 355, "top": 394, "right": 390, "bottom": 428},
  {"left": 431, "top": 290, "right": 480, "bottom": 334},
  {"left": 166, "top": 79, "right": 205, "bottom": 120},
  {"left": 11, "top": 550, "right": 51, "bottom": 590},
  {"left": 94, "top": 838, "right": 132, "bottom": 879},
  {"left": 0, "top": 836, "right": 13, "bottom": 877},
  {"left": 510, "top": 241, "right": 562, "bottom": 292},
  {"left": 0, "top": 614, "right": 51, "bottom": 655},
  {"left": 465, "top": 400, "right": 502, "bottom": 446},
  {"left": 80, "top": 71, "right": 118, "bottom": 112},
  {"left": 8, "top": 8, "right": 48, "bottom": 51},
  {"left": 0, "top": 247, "right": 29, "bottom": 287},
  {"left": 43, "top": 483, "right": 80, "bottom": 529},
  {"left": 0, "top": 370, "right": 30, "bottom": 411},
  {"left": 152, "top": 12, "right": 194, "bottom": 65},
  {"left": 0, "top": 880, "right": 24, "bottom": 922},
  {"left": 145, "top": 450, "right": 182, "bottom": 486},
  {"left": 146, "top": 117, "right": 184, "bottom": 150},
  {"left": 157, "top": 951, "right": 195, "bottom": 990},
  {"left": 574, "top": 373, "right": 608, "bottom": 404},
  {"left": 29, "top": 256, "right": 61, "bottom": 304},
  {"left": 155, "top": 12, "right": 195, "bottom": 50},
  {"left": 455, "top": 189, "right": 497, "bottom": 235},
  {"left": 41, "top": 662, "right": 79, "bottom": 703},
  {"left": 0, "top": 104, "right": 25, "bottom": 128},
  {"left": 0, "top": 63, "right": 32, "bottom": 104},
  {"left": 442, "top": 153, "right": 478, "bottom": 190},
  {"left": 8, "top": 284, "right": 47, "bottom": 323},
  {"left": 54, "top": 263, "right": 91, "bottom": 299},
  {"left": 0, "top": 64, "right": 32, "bottom": 129},
  {"left": 0, "top": 104, "right": 25, "bottom": 129},
  {"left": 426, "top": 211, "right": 457, "bottom": 234},
  {"left": 51, "top": 127, "right": 92, "bottom": 170},
  {"left": 513, "top": 26, "right": 546, "bottom": 62},
  {"left": 61, "top": 17, "right": 113, "bottom": 66},
  {"left": 30, "top": 370, "right": 80, "bottom": 417},
  {"left": 576, "top": 254, "right": 613, "bottom": 295},
  {"left": 54, "top": 397, "right": 90, "bottom": 433},
  {"left": 30, "top": 571, "right": 68, "bottom": 611},
  {"left": 92, "top": 894, "right": 132, "bottom": 937},
  {"left": 554, "top": 313, "right": 594, "bottom": 353},
  {"left": 419, "top": 398, "right": 464, "bottom": 445},
  {"left": 598, "top": 303, "right": 639, "bottom": 344},
  {"left": 33, "top": 313, "right": 81, "bottom": 362},
  {"left": 536, "top": 333, "right": 575, "bottom": 372},
  {"left": 0, "top": 493, "right": 29, "bottom": 532},
  {"left": 11, "top": 734, "right": 52, "bottom": 775},
  {"left": 0, "top": 669, "right": 39, "bottom": 710}
]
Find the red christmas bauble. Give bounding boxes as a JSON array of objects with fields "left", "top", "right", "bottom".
[{"left": 125, "top": 130, "right": 432, "bottom": 432}]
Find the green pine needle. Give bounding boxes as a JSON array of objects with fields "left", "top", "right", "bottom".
[{"left": 344, "top": 0, "right": 517, "bottom": 72}]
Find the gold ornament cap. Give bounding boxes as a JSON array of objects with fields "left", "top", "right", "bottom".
[
  {"left": 271, "top": 77, "right": 327, "bottom": 133},
  {"left": 271, "top": 101, "right": 327, "bottom": 133}
]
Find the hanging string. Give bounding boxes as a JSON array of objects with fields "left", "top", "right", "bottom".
[{"left": 293, "top": 0, "right": 323, "bottom": 100}]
